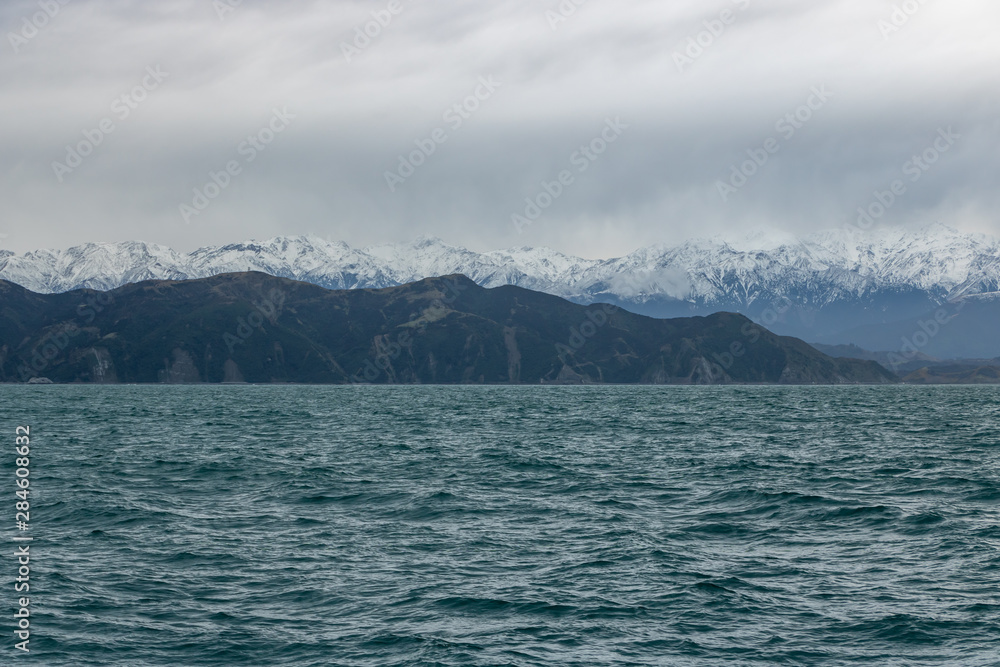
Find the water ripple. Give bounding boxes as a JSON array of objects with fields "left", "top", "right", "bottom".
[{"left": 2, "top": 385, "right": 998, "bottom": 665}]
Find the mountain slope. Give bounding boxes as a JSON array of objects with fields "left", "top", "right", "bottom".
[
  {"left": 814, "top": 293, "right": 1000, "bottom": 360},
  {"left": 0, "top": 274, "right": 895, "bottom": 385},
  {"left": 2, "top": 225, "right": 998, "bottom": 356}
]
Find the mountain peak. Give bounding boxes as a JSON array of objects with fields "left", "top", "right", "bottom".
[
  {"left": 3, "top": 227, "right": 997, "bottom": 358},
  {"left": 2, "top": 225, "right": 998, "bottom": 311}
]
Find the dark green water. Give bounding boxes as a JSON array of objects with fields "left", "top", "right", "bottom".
[{"left": 2, "top": 385, "right": 999, "bottom": 666}]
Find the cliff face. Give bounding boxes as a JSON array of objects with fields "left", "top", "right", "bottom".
[{"left": 0, "top": 273, "right": 897, "bottom": 385}]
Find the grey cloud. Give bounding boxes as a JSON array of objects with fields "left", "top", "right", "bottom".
[{"left": 0, "top": 0, "right": 997, "bottom": 258}]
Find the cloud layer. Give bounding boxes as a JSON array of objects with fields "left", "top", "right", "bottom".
[{"left": 1, "top": 0, "right": 998, "bottom": 257}]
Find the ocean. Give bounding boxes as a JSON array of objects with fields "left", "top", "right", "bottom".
[{"left": 3, "top": 385, "right": 999, "bottom": 666}]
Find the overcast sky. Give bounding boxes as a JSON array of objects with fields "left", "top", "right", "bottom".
[{"left": 1, "top": 0, "right": 998, "bottom": 258}]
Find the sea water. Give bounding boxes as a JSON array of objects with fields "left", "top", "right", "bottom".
[{"left": 3, "top": 385, "right": 999, "bottom": 665}]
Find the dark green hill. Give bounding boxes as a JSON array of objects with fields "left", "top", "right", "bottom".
[{"left": 0, "top": 273, "right": 896, "bottom": 385}]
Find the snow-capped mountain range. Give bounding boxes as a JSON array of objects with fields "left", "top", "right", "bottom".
[{"left": 2, "top": 224, "right": 1000, "bottom": 356}]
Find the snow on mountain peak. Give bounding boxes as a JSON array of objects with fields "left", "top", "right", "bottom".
[{"left": 1, "top": 227, "right": 998, "bottom": 312}]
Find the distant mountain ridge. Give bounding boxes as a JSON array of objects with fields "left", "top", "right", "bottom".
[
  {"left": 0, "top": 273, "right": 896, "bottom": 385},
  {"left": 2, "top": 225, "right": 999, "bottom": 357}
]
